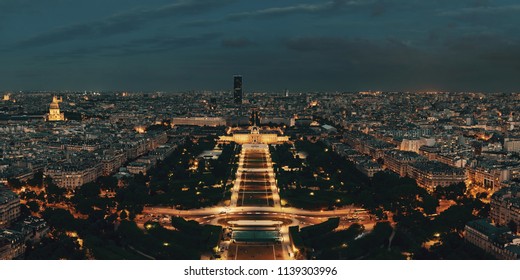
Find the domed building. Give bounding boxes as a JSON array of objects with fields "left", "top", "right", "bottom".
[{"left": 46, "top": 96, "right": 65, "bottom": 121}]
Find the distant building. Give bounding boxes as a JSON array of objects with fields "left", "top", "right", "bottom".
[
  {"left": 233, "top": 75, "right": 243, "bottom": 105},
  {"left": 466, "top": 162, "right": 519, "bottom": 192},
  {"left": 383, "top": 150, "right": 424, "bottom": 177},
  {"left": 101, "top": 151, "right": 127, "bottom": 176},
  {"left": 46, "top": 96, "right": 65, "bottom": 122},
  {"left": 433, "top": 153, "right": 467, "bottom": 168},
  {"left": 260, "top": 117, "right": 292, "bottom": 126},
  {"left": 219, "top": 126, "right": 289, "bottom": 145},
  {"left": 44, "top": 163, "right": 103, "bottom": 189},
  {"left": 321, "top": 124, "right": 337, "bottom": 135},
  {"left": 294, "top": 117, "right": 313, "bottom": 127},
  {"left": 356, "top": 160, "right": 384, "bottom": 178},
  {"left": 0, "top": 184, "right": 21, "bottom": 229},
  {"left": 399, "top": 137, "right": 435, "bottom": 153},
  {"left": 504, "top": 138, "right": 520, "bottom": 153},
  {"left": 490, "top": 186, "right": 520, "bottom": 234},
  {"left": 126, "top": 162, "right": 150, "bottom": 176},
  {"left": 418, "top": 145, "right": 441, "bottom": 160},
  {"left": 0, "top": 230, "right": 25, "bottom": 260},
  {"left": 171, "top": 117, "right": 226, "bottom": 127},
  {"left": 407, "top": 161, "right": 465, "bottom": 191},
  {"left": 464, "top": 219, "right": 520, "bottom": 260}
]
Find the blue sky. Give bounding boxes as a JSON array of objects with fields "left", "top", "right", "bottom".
[{"left": 1, "top": 0, "right": 519, "bottom": 92}]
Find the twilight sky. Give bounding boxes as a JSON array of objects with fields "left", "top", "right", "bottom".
[{"left": 1, "top": 0, "right": 519, "bottom": 92}]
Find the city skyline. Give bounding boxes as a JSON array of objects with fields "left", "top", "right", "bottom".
[
  {"left": 1, "top": 0, "right": 520, "bottom": 92},
  {"left": 2, "top": 89, "right": 520, "bottom": 261},
  {"left": 1, "top": 0, "right": 520, "bottom": 264}
]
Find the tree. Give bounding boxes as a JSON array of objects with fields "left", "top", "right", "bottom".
[
  {"left": 27, "top": 171, "right": 44, "bottom": 187},
  {"left": 507, "top": 220, "right": 518, "bottom": 234},
  {"left": 116, "top": 180, "right": 148, "bottom": 214},
  {"left": 120, "top": 210, "right": 128, "bottom": 220},
  {"left": 45, "top": 177, "right": 66, "bottom": 203},
  {"left": 329, "top": 222, "right": 394, "bottom": 260},
  {"left": 7, "top": 178, "right": 23, "bottom": 189},
  {"left": 26, "top": 200, "right": 40, "bottom": 212},
  {"left": 76, "top": 182, "right": 100, "bottom": 199},
  {"left": 41, "top": 208, "right": 77, "bottom": 232},
  {"left": 436, "top": 182, "right": 466, "bottom": 200},
  {"left": 197, "top": 159, "right": 206, "bottom": 173},
  {"left": 75, "top": 199, "right": 95, "bottom": 215},
  {"left": 98, "top": 176, "right": 118, "bottom": 191},
  {"left": 433, "top": 205, "right": 475, "bottom": 234},
  {"left": 422, "top": 194, "right": 440, "bottom": 215}
]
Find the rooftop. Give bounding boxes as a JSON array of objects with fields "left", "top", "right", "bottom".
[
  {"left": 0, "top": 184, "right": 19, "bottom": 204},
  {"left": 466, "top": 219, "right": 510, "bottom": 238}
]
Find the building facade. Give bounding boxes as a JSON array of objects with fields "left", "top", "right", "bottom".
[
  {"left": 467, "top": 164, "right": 518, "bottom": 192},
  {"left": 504, "top": 138, "right": 520, "bottom": 153},
  {"left": 219, "top": 126, "right": 289, "bottom": 145},
  {"left": 407, "top": 161, "right": 466, "bottom": 192},
  {"left": 0, "top": 185, "right": 21, "bottom": 229},
  {"left": 171, "top": 117, "right": 226, "bottom": 127},
  {"left": 490, "top": 186, "right": 520, "bottom": 234},
  {"left": 46, "top": 96, "right": 65, "bottom": 122},
  {"left": 383, "top": 150, "right": 424, "bottom": 177},
  {"left": 0, "top": 230, "right": 25, "bottom": 260},
  {"left": 464, "top": 219, "right": 520, "bottom": 260},
  {"left": 44, "top": 163, "right": 103, "bottom": 189}
]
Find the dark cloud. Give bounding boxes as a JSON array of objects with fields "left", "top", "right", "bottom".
[
  {"left": 0, "top": 0, "right": 64, "bottom": 14},
  {"left": 221, "top": 38, "right": 254, "bottom": 48},
  {"left": 285, "top": 37, "right": 353, "bottom": 52},
  {"left": 282, "top": 34, "right": 508, "bottom": 91},
  {"left": 439, "top": 4, "right": 520, "bottom": 16},
  {"left": 182, "top": 0, "right": 361, "bottom": 27},
  {"left": 443, "top": 33, "right": 504, "bottom": 52},
  {"left": 125, "top": 32, "right": 222, "bottom": 55},
  {"left": 226, "top": 0, "right": 354, "bottom": 20},
  {"left": 2, "top": 0, "right": 520, "bottom": 91},
  {"left": 285, "top": 36, "right": 415, "bottom": 57},
  {"left": 441, "top": 33, "right": 520, "bottom": 71},
  {"left": 15, "top": 0, "right": 234, "bottom": 48},
  {"left": 282, "top": 35, "right": 432, "bottom": 87},
  {"left": 38, "top": 33, "right": 222, "bottom": 60}
]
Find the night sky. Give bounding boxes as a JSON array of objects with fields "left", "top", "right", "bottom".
[{"left": 1, "top": 0, "right": 519, "bottom": 92}]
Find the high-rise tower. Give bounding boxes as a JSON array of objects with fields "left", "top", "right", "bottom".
[{"left": 233, "top": 75, "right": 242, "bottom": 105}]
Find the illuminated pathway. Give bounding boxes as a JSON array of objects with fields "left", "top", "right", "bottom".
[
  {"left": 231, "top": 144, "right": 280, "bottom": 208},
  {"left": 142, "top": 144, "right": 378, "bottom": 260},
  {"left": 227, "top": 144, "right": 286, "bottom": 259}
]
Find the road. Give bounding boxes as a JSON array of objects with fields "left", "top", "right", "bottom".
[
  {"left": 141, "top": 205, "right": 374, "bottom": 231},
  {"left": 143, "top": 205, "right": 370, "bottom": 218},
  {"left": 139, "top": 143, "right": 377, "bottom": 260}
]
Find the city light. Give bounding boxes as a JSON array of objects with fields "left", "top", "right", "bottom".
[
  {"left": 1, "top": 0, "right": 519, "bottom": 269},
  {"left": 1, "top": 73, "right": 517, "bottom": 264}
]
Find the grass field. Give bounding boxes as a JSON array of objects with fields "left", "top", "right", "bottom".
[{"left": 237, "top": 192, "right": 274, "bottom": 206}]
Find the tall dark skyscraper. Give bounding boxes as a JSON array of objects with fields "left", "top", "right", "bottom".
[{"left": 233, "top": 75, "right": 243, "bottom": 105}]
